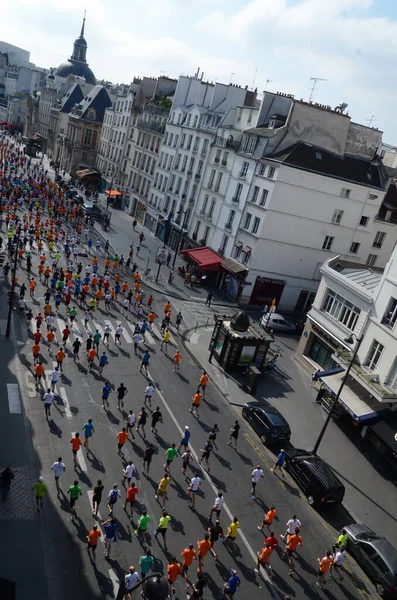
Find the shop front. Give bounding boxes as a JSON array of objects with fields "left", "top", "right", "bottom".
[
  {"left": 297, "top": 317, "right": 341, "bottom": 371},
  {"left": 144, "top": 210, "right": 157, "bottom": 234},
  {"left": 220, "top": 257, "right": 248, "bottom": 302},
  {"left": 135, "top": 201, "right": 146, "bottom": 224},
  {"left": 179, "top": 246, "right": 224, "bottom": 288},
  {"left": 249, "top": 276, "right": 286, "bottom": 308}
]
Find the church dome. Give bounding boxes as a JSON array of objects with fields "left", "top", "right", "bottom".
[
  {"left": 56, "top": 59, "right": 96, "bottom": 85},
  {"left": 74, "top": 36, "right": 87, "bottom": 48}
]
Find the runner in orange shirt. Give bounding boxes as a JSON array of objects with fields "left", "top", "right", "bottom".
[
  {"left": 190, "top": 392, "right": 202, "bottom": 418},
  {"left": 173, "top": 350, "right": 181, "bottom": 373},
  {"left": 317, "top": 551, "right": 333, "bottom": 588},
  {"left": 56, "top": 348, "right": 66, "bottom": 371},
  {"left": 282, "top": 528, "right": 303, "bottom": 575},
  {"left": 256, "top": 543, "right": 273, "bottom": 573},
  {"left": 181, "top": 544, "right": 197, "bottom": 580},
  {"left": 198, "top": 370, "right": 209, "bottom": 398},
  {"left": 70, "top": 433, "right": 82, "bottom": 468},
  {"left": 117, "top": 428, "right": 129, "bottom": 456},
  {"left": 258, "top": 506, "right": 277, "bottom": 534},
  {"left": 32, "top": 342, "right": 41, "bottom": 364},
  {"left": 34, "top": 362, "right": 45, "bottom": 389},
  {"left": 167, "top": 556, "right": 182, "bottom": 596},
  {"left": 197, "top": 534, "right": 216, "bottom": 570}
]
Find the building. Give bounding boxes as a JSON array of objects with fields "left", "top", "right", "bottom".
[
  {"left": 55, "top": 16, "right": 96, "bottom": 86},
  {"left": 0, "top": 41, "right": 30, "bottom": 67}
]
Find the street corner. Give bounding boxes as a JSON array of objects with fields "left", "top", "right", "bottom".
[{"left": 0, "top": 465, "right": 37, "bottom": 520}]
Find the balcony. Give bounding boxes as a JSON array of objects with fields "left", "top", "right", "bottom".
[
  {"left": 192, "top": 148, "right": 198, "bottom": 154},
  {"left": 207, "top": 182, "right": 213, "bottom": 190},
  {"left": 137, "top": 120, "right": 165, "bottom": 134},
  {"left": 195, "top": 173, "right": 201, "bottom": 181},
  {"left": 238, "top": 172, "right": 247, "bottom": 180},
  {"left": 206, "top": 213, "right": 213, "bottom": 221},
  {"left": 231, "top": 196, "right": 240, "bottom": 204},
  {"left": 214, "top": 157, "right": 220, "bottom": 164},
  {"left": 225, "top": 222, "right": 233, "bottom": 231},
  {"left": 187, "top": 170, "right": 193, "bottom": 177},
  {"left": 214, "top": 185, "right": 220, "bottom": 192},
  {"left": 221, "top": 160, "right": 227, "bottom": 167},
  {"left": 199, "top": 209, "right": 206, "bottom": 215}
]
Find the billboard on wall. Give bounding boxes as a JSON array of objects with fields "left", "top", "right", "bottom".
[
  {"left": 238, "top": 346, "right": 256, "bottom": 366},
  {"left": 156, "top": 247, "right": 168, "bottom": 265}
]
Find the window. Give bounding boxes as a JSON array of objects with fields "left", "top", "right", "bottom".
[
  {"left": 239, "top": 161, "right": 249, "bottom": 179},
  {"left": 193, "top": 136, "right": 200, "bottom": 152},
  {"left": 202, "top": 225, "right": 210, "bottom": 243},
  {"left": 247, "top": 136, "right": 256, "bottom": 154},
  {"left": 193, "top": 220, "right": 200, "bottom": 239},
  {"left": 242, "top": 247, "right": 251, "bottom": 264},
  {"left": 208, "top": 169, "right": 215, "bottom": 189},
  {"left": 365, "top": 340, "right": 384, "bottom": 371},
  {"left": 187, "top": 135, "right": 193, "bottom": 150},
  {"left": 366, "top": 254, "right": 378, "bottom": 267},
  {"left": 267, "top": 166, "right": 276, "bottom": 179},
  {"left": 252, "top": 216, "right": 261, "bottom": 235},
  {"left": 350, "top": 242, "right": 360, "bottom": 254},
  {"left": 220, "top": 234, "right": 228, "bottom": 255},
  {"left": 322, "top": 236, "right": 334, "bottom": 251},
  {"left": 331, "top": 209, "right": 344, "bottom": 224},
  {"left": 258, "top": 164, "right": 265, "bottom": 176},
  {"left": 386, "top": 357, "right": 397, "bottom": 392},
  {"left": 382, "top": 297, "right": 397, "bottom": 330},
  {"left": 226, "top": 209, "right": 236, "bottom": 230},
  {"left": 243, "top": 213, "right": 252, "bottom": 230},
  {"left": 193, "top": 116, "right": 198, "bottom": 128},
  {"left": 259, "top": 189, "right": 269, "bottom": 207},
  {"left": 341, "top": 188, "right": 351, "bottom": 198},
  {"left": 251, "top": 186, "right": 259, "bottom": 203},
  {"left": 202, "top": 139, "right": 209, "bottom": 155},
  {"left": 360, "top": 215, "right": 369, "bottom": 227},
  {"left": 181, "top": 133, "right": 186, "bottom": 147},
  {"left": 373, "top": 231, "right": 386, "bottom": 249},
  {"left": 208, "top": 198, "right": 216, "bottom": 217},
  {"left": 322, "top": 290, "right": 360, "bottom": 330}
]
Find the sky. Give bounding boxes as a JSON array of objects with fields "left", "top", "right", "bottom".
[{"left": 1, "top": 0, "right": 397, "bottom": 143}]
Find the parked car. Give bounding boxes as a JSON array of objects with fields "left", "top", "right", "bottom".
[
  {"left": 343, "top": 524, "right": 397, "bottom": 598},
  {"left": 283, "top": 448, "right": 345, "bottom": 508},
  {"left": 242, "top": 402, "right": 291, "bottom": 446},
  {"left": 260, "top": 312, "right": 297, "bottom": 333},
  {"left": 82, "top": 204, "right": 102, "bottom": 219}
]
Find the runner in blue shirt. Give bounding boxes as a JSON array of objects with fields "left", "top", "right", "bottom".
[
  {"left": 82, "top": 419, "right": 95, "bottom": 450},
  {"left": 99, "top": 352, "right": 108, "bottom": 375},
  {"left": 102, "top": 381, "right": 112, "bottom": 409},
  {"left": 179, "top": 426, "right": 191, "bottom": 451},
  {"left": 222, "top": 570, "right": 241, "bottom": 600}
]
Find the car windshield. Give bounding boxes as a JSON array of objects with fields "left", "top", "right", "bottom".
[
  {"left": 356, "top": 532, "right": 381, "bottom": 542},
  {"left": 264, "top": 411, "right": 286, "bottom": 427},
  {"left": 273, "top": 424, "right": 290, "bottom": 434}
]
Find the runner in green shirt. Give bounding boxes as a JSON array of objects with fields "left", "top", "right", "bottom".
[
  {"left": 68, "top": 480, "right": 82, "bottom": 519},
  {"left": 165, "top": 444, "right": 179, "bottom": 474},
  {"left": 93, "top": 330, "right": 102, "bottom": 352},
  {"left": 135, "top": 509, "right": 150, "bottom": 541},
  {"left": 139, "top": 548, "right": 155, "bottom": 579},
  {"left": 154, "top": 508, "right": 172, "bottom": 549},
  {"left": 32, "top": 476, "right": 47, "bottom": 512}
]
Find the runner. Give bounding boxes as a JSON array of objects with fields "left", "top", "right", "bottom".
[
  {"left": 55, "top": 347, "right": 66, "bottom": 371},
  {"left": 151, "top": 406, "right": 163, "bottom": 434},
  {"left": 70, "top": 432, "right": 82, "bottom": 469},
  {"left": 86, "top": 524, "right": 101, "bottom": 565},
  {"left": 92, "top": 479, "right": 104, "bottom": 516},
  {"left": 125, "top": 409, "right": 136, "bottom": 439},
  {"left": 102, "top": 518, "right": 117, "bottom": 559},
  {"left": 271, "top": 449, "right": 286, "bottom": 476},
  {"left": 34, "top": 361, "right": 45, "bottom": 390},
  {"left": 103, "top": 323, "right": 111, "bottom": 346},
  {"left": 198, "top": 370, "right": 209, "bottom": 397},
  {"left": 135, "top": 509, "right": 150, "bottom": 541},
  {"left": 187, "top": 472, "right": 201, "bottom": 509},
  {"left": 140, "top": 350, "right": 150, "bottom": 375},
  {"left": 139, "top": 548, "right": 154, "bottom": 580},
  {"left": 160, "top": 328, "right": 171, "bottom": 354},
  {"left": 164, "top": 443, "right": 178, "bottom": 474},
  {"left": 186, "top": 572, "right": 206, "bottom": 600},
  {"left": 136, "top": 406, "right": 148, "bottom": 438},
  {"left": 199, "top": 439, "right": 213, "bottom": 472},
  {"left": 68, "top": 479, "right": 82, "bottom": 519},
  {"left": 317, "top": 550, "right": 333, "bottom": 588},
  {"left": 282, "top": 528, "right": 303, "bottom": 575},
  {"left": 72, "top": 337, "right": 81, "bottom": 362},
  {"left": 144, "top": 381, "right": 155, "bottom": 409},
  {"left": 82, "top": 418, "right": 95, "bottom": 451},
  {"left": 190, "top": 390, "right": 202, "bottom": 419},
  {"left": 330, "top": 547, "right": 346, "bottom": 582},
  {"left": 251, "top": 465, "right": 264, "bottom": 500},
  {"left": 208, "top": 492, "right": 224, "bottom": 522},
  {"left": 102, "top": 380, "right": 112, "bottom": 409},
  {"left": 257, "top": 505, "right": 277, "bottom": 534},
  {"left": 117, "top": 428, "right": 129, "bottom": 456},
  {"left": 221, "top": 570, "right": 241, "bottom": 600},
  {"left": 197, "top": 534, "right": 216, "bottom": 570},
  {"left": 107, "top": 484, "right": 121, "bottom": 516},
  {"left": 115, "top": 322, "right": 123, "bottom": 345},
  {"left": 32, "top": 476, "right": 47, "bottom": 512},
  {"left": 133, "top": 330, "right": 142, "bottom": 354},
  {"left": 142, "top": 444, "right": 155, "bottom": 476},
  {"left": 155, "top": 472, "right": 171, "bottom": 507},
  {"left": 167, "top": 556, "right": 181, "bottom": 598},
  {"left": 124, "top": 566, "right": 139, "bottom": 600},
  {"left": 98, "top": 351, "right": 108, "bottom": 375},
  {"left": 228, "top": 420, "right": 240, "bottom": 450},
  {"left": 208, "top": 423, "right": 220, "bottom": 450},
  {"left": 179, "top": 426, "right": 191, "bottom": 452},
  {"left": 181, "top": 543, "right": 197, "bottom": 579},
  {"left": 123, "top": 482, "right": 139, "bottom": 520},
  {"left": 208, "top": 519, "right": 224, "bottom": 549},
  {"left": 281, "top": 514, "right": 302, "bottom": 542},
  {"left": 225, "top": 517, "right": 240, "bottom": 552},
  {"left": 154, "top": 508, "right": 172, "bottom": 550},
  {"left": 123, "top": 460, "right": 137, "bottom": 486},
  {"left": 255, "top": 543, "right": 273, "bottom": 574},
  {"left": 116, "top": 382, "right": 128, "bottom": 410},
  {"left": 173, "top": 349, "right": 181, "bottom": 373},
  {"left": 87, "top": 346, "right": 97, "bottom": 370},
  {"left": 51, "top": 457, "right": 65, "bottom": 494}
]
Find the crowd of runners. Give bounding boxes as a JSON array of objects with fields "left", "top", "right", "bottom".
[{"left": 1, "top": 134, "right": 348, "bottom": 599}]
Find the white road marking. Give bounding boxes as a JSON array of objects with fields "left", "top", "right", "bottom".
[
  {"left": 7, "top": 383, "right": 22, "bottom": 414},
  {"left": 59, "top": 386, "right": 73, "bottom": 420},
  {"left": 143, "top": 330, "right": 156, "bottom": 345},
  {"left": 108, "top": 569, "right": 120, "bottom": 593},
  {"left": 190, "top": 332, "right": 200, "bottom": 345},
  {"left": 71, "top": 432, "right": 87, "bottom": 471}
]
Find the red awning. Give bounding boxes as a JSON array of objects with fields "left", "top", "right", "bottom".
[
  {"left": 181, "top": 246, "right": 223, "bottom": 270},
  {"left": 105, "top": 190, "right": 122, "bottom": 197}
]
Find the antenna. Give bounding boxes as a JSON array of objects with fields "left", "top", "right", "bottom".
[
  {"left": 309, "top": 77, "right": 329, "bottom": 102},
  {"left": 251, "top": 67, "right": 258, "bottom": 91},
  {"left": 367, "top": 114, "right": 377, "bottom": 127},
  {"left": 229, "top": 72, "right": 235, "bottom": 84},
  {"left": 264, "top": 78, "right": 273, "bottom": 92}
]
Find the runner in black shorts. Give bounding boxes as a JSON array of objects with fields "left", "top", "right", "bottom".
[
  {"left": 143, "top": 443, "right": 155, "bottom": 476},
  {"left": 92, "top": 479, "right": 104, "bottom": 516}
]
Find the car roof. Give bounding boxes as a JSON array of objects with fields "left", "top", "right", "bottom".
[
  {"left": 286, "top": 448, "right": 344, "bottom": 489},
  {"left": 371, "top": 539, "right": 397, "bottom": 572},
  {"left": 246, "top": 403, "right": 289, "bottom": 427}
]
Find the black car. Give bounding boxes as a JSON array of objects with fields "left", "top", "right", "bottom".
[
  {"left": 344, "top": 524, "right": 397, "bottom": 598},
  {"left": 283, "top": 448, "right": 345, "bottom": 508},
  {"left": 82, "top": 204, "right": 102, "bottom": 219},
  {"left": 242, "top": 402, "right": 291, "bottom": 446}
]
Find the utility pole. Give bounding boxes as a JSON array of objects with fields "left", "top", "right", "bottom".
[{"left": 309, "top": 77, "right": 329, "bottom": 102}]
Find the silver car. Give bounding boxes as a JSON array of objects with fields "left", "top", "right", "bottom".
[{"left": 260, "top": 312, "right": 296, "bottom": 333}]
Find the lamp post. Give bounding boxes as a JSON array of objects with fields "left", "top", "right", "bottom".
[
  {"left": 208, "top": 314, "right": 227, "bottom": 363},
  {"left": 5, "top": 226, "right": 21, "bottom": 338},
  {"left": 172, "top": 208, "right": 189, "bottom": 269},
  {"left": 312, "top": 333, "right": 363, "bottom": 455}
]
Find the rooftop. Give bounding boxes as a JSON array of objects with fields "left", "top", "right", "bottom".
[{"left": 335, "top": 267, "right": 382, "bottom": 294}]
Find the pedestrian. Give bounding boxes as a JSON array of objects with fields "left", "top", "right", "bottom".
[
  {"left": 186, "top": 571, "right": 207, "bottom": 600},
  {"left": 199, "top": 440, "right": 213, "bottom": 472},
  {"left": 123, "top": 482, "right": 139, "bottom": 520},
  {"left": 281, "top": 514, "right": 302, "bottom": 542},
  {"left": 330, "top": 547, "right": 346, "bottom": 582},
  {"left": 98, "top": 351, "right": 108, "bottom": 375},
  {"left": 68, "top": 479, "right": 82, "bottom": 519},
  {"left": 126, "top": 409, "right": 136, "bottom": 439},
  {"left": 125, "top": 566, "right": 139, "bottom": 600},
  {"left": 116, "top": 382, "right": 128, "bottom": 410},
  {"left": 271, "top": 449, "right": 286, "bottom": 475},
  {"left": 258, "top": 505, "right": 277, "bottom": 534},
  {"left": 102, "top": 380, "right": 112, "bottom": 409},
  {"left": 133, "top": 330, "right": 142, "bottom": 354},
  {"left": 208, "top": 492, "right": 224, "bottom": 522},
  {"left": 310, "top": 369, "right": 321, "bottom": 387},
  {"left": 251, "top": 465, "right": 264, "bottom": 500},
  {"left": 139, "top": 548, "right": 154, "bottom": 580},
  {"left": 43, "top": 387, "right": 54, "bottom": 419},
  {"left": 151, "top": 406, "right": 163, "bottom": 434},
  {"left": 117, "top": 428, "right": 129, "bottom": 456},
  {"left": 282, "top": 528, "right": 303, "bottom": 575},
  {"left": 136, "top": 406, "right": 148, "bottom": 437},
  {"left": 198, "top": 370, "right": 208, "bottom": 397},
  {"left": 51, "top": 457, "right": 65, "bottom": 494},
  {"left": 317, "top": 550, "right": 333, "bottom": 588},
  {"left": 102, "top": 518, "right": 117, "bottom": 559},
  {"left": 197, "top": 534, "right": 216, "bottom": 570},
  {"left": 135, "top": 509, "right": 150, "bottom": 541},
  {"left": 164, "top": 443, "right": 178, "bottom": 474},
  {"left": 208, "top": 423, "right": 219, "bottom": 450},
  {"left": 190, "top": 390, "right": 202, "bottom": 419},
  {"left": 167, "top": 556, "right": 182, "bottom": 597},
  {"left": 332, "top": 529, "right": 349, "bottom": 554},
  {"left": 32, "top": 476, "right": 47, "bottom": 512},
  {"left": 0, "top": 467, "right": 14, "bottom": 500},
  {"left": 140, "top": 350, "right": 150, "bottom": 375},
  {"left": 187, "top": 472, "right": 201, "bottom": 509},
  {"left": 72, "top": 337, "right": 81, "bottom": 361},
  {"left": 115, "top": 322, "right": 123, "bottom": 345},
  {"left": 205, "top": 291, "right": 213, "bottom": 307},
  {"left": 62, "top": 324, "right": 71, "bottom": 346},
  {"left": 182, "top": 448, "right": 193, "bottom": 476},
  {"left": 155, "top": 472, "right": 171, "bottom": 507},
  {"left": 255, "top": 544, "right": 273, "bottom": 574},
  {"left": 228, "top": 420, "right": 240, "bottom": 450},
  {"left": 55, "top": 347, "right": 65, "bottom": 371},
  {"left": 175, "top": 311, "right": 182, "bottom": 332},
  {"left": 123, "top": 460, "right": 137, "bottom": 486},
  {"left": 86, "top": 524, "right": 101, "bottom": 566},
  {"left": 264, "top": 531, "right": 279, "bottom": 552},
  {"left": 154, "top": 508, "right": 171, "bottom": 549},
  {"left": 181, "top": 543, "right": 197, "bottom": 579},
  {"left": 107, "top": 483, "right": 121, "bottom": 516},
  {"left": 208, "top": 519, "right": 224, "bottom": 548},
  {"left": 92, "top": 479, "right": 104, "bottom": 516},
  {"left": 82, "top": 418, "right": 95, "bottom": 451},
  {"left": 70, "top": 432, "right": 82, "bottom": 469},
  {"left": 87, "top": 346, "right": 97, "bottom": 370},
  {"left": 144, "top": 382, "right": 155, "bottom": 409},
  {"left": 142, "top": 444, "right": 155, "bottom": 476},
  {"left": 34, "top": 361, "right": 45, "bottom": 390},
  {"left": 179, "top": 425, "right": 191, "bottom": 452},
  {"left": 221, "top": 570, "right": 241, "bottom": 600},
  {"left": 103, "top": 323, "right": 111, "bottom": 346},
  {"left": 160, "top": 328, "right": 171, "bottom": 354},
  {"left": 173, "top": 349, "right": 181, "bottom": 373}
]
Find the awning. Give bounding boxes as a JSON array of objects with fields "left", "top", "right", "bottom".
[
  {"left": 242, "top": 245, "right": 251, "bottom": 253},
  {"left": 234, "top": 242, "right": 243, "bottom": 249},
  {"left": 320, "top": 371, "right": 391, "bottom": 423},
  {"left": 105, "top": 190, "right": 122, "bottom": 197},
  {"left": 221, "top": 257, "right": 248, "bottom": 275},
  {"left": 180, "top": 246, "right": 223, "bottom": 270},
  {"left": 370, "top": 413, "right": 397, "bottom": 450},
  {"left": 76, "top": 168, "right": 98, "bottom": 178}
]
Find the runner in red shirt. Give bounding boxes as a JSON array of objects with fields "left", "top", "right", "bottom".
[{"left": 123, "top": 482, "right": 139, "bottom": 519}]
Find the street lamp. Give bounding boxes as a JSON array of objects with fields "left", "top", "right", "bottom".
[{"left": 312, "top": 333, "right": 363, "bottom": 455}]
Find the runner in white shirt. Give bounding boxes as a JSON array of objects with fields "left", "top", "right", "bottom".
[
  {"left": 125, "top": 567, "right": 139, "bottom": 591},
  {"left": 208, "top": 492, "right": 224, "bottom": 520},
  {"left": 46, "top": 315, "right": 54, "bottom": 329},
  {"left": 115, "top": 324, "right": 123, "bottom": 345},
  {"left": 85, "top": 265, "right": 92, "bottom": 275},
  {"left": 281, "top": 514, "right": 302, "bottom": 541},
  {"left": 144, "top": 383, "right": 155, "bottom": 408},
  {"left": 50, "top": 367, "right": 61, "bottom": 391},
  {"left": 43, "top": 389, "right": 55, "bottom": 419},
  {"left": 123, "top": 461, "right": 137, "bottom": 484},
  {"left": 51, "top": 457, "right": 66, "bottom": 492},
  {"left": 122, "top": 298, "right": 130, "bottom": 316},
  {"left": 96, "top": 239, "right": 101, "bottom": 251},
  {"left": 133, "top": 332, "right": 142, "bottom": 354},
  {"left": 187, "top": 473, "right": 201, "bottom": 508},
  {"left": 331, "top": 549, "right": 345, "bottom": 581},
  {"left": 103, "top": 323, "right": 111, "bottom": 346},
  {"left": 125, "top": 410, "right": 136, "bottom": 439},
  {"left": 251, "top": 465, "right": 264, "bottom": 499}
]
